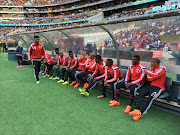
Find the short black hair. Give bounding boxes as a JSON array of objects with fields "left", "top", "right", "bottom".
[
  {"left": 133, "top": 55, "right": 140, "bottom": 61},
  {"left": 55, "top": 48, "right": 59, "bottom": 51},
  {"left": 68, "top": 51, "right": 73, "bottom": 54},
  {"left": 106, "top": 59, "right": 113, "bottom": 65},
  {"left": 34, "top": 35, "right": 39, "bottom": 38},
  {"left": 152, "top": 58, "right": 160, "bottom": 64},
  {"left": 95, "top": 55, "right": 101, "bottom": 60}
]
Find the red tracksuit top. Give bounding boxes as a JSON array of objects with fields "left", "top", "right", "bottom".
[
  {"left": 92, "top": 60, "right": 105, "bottom": 77},
  {"left": 77, "top": 57, "right": 88, "bottom": 71},
  {"left": 59, "top": 55, "right": 68, "bottom": 66},
  {"left": 45, "top": 53, "right": 51, "bottom": 60},
  {"left": 47, "top": 59, "right": 56, "bottom": 65},
  {"left": 28, "top": 43, "right": 45, "bottom": 60},
  {"left": 104, "top": 64, "right": 125, "bottom": 83},
  {"left": 147, "top": 65, "right": 166, "bottom": 91},
  {"left": 125, "top": 63, "right": 146, "bottom": 85},
  {"left": 56, "top": 53, "right": 60, "bottom": 66},
  {"left": 67, "top": 56, "right": 78, "bottom": 69},
  {"left": 85, "top": 58, "right": 96, "bottom": 72}
]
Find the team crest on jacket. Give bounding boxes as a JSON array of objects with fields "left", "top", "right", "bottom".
[{"left": 136, "top": 69, "right": 139, "bottom": 72}]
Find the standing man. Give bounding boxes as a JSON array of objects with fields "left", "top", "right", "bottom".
[{"left": 28, "top": 35, "right": 46, "bottom": 84}]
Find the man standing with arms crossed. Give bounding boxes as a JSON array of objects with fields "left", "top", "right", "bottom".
[{"left": 28, "top": 35, "right": 46, "bottom": 84}]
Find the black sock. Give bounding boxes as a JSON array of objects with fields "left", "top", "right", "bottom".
[
  {"left": 128, "top": 95, "right": 135, "bottom": 106},
  {"left": 116, "top": 90, "right": 121, "bottom": 101}
]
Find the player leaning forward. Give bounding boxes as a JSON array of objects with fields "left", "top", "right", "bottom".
[{"left": 28, "top": 35, "right": 46, "bottom": 84}]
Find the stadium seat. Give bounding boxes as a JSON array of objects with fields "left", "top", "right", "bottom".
[
  {"left": 159, "top": 76, "right": 172, "bottom": 102},
  {"left": 120, "top": 69, "right": 127, "bottom": 77}
]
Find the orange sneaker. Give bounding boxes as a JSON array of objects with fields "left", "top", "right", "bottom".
[
  {"left": 129, "top": 109, "right": 141, "bottom": 116},
  {"left": 83, "top": 83, "right": 88, "bottom": 89},
  {"left": 74, "top": 83, "right": 80, "bottom": 88},
  {"left": 133, "top": 115, "right": 141, "bottom": 121},
  {"left": 70, "top": 81, "right": 76, "bottom": 86},
  {"left": 124, "top": 105, "right": 132, "bottom": 113},
  {"left": 109, "top": 99, "right": 115, "bottom": 104},
  {"left": 109, "top": 101, "right": 120, "bottom": 107}
]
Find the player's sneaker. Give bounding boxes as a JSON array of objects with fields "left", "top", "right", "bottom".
[
  {"left": 63, "top": 81, "right": 69, "bottom": 85},
  {"left": 70, "top": 81, "right": 76, "bottom": 86},
  {"left": 109, "top": 101, "right": 120, "bottom": 107},
  {"left": 124, "top": 105, "right": 132, "bottom": 113},
  {"left": 79, "top": 88, "right": 85, "bottom": 95},
  {"left": 49, "top": 76, "right": 53, "bottom": 80},
  {"left": 36, "top": 81, "right": 40, "bottom": 84},
  {"left": 53, "top": 77, "right": 59, "bottom": 80},
  {"left": 57, "top": 79, "right": 64, "bottom": 83},
  {"left": 109, "top": 99, "right": 115, "bottom": 104},
  {"left": 97, "top": 95, "right": 105, "bottom": 98},
  {"left": 16, "top": 66, "right": 20, "bottom": 68},
  {"left": 84, "top": 92, "right": 89, "bottom": 96},
  {"left": 133, "top": 115, "right": 141, "bottom": 121},
  {"left": 74, "top": 83, "right": 80, "bottom": 88},
  {"left": 128, "top": 109, "right": 141, "bottom": 116},
  {"left": 83, "top": 83, "right": 88, "bottom": 89},
  {"left": 20, "top": 65, "right": 23, "bottom": 67}
]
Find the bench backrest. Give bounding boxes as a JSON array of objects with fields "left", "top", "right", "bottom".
[
  {"left": 120, "top": 69, "right": 127, "bottom": 77},
  {"left": 165, "top": 76, "right": 172, "bottom": 92}
]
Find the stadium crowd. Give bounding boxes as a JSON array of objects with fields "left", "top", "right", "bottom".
[
  {"left": 0, "top": 0, "right": 76, "bottom": 6},
  {"left": 26, "top": 35, "right": 167, "bottom": 121},
  {"left": 105, "top": 1, "right": 180, "bottom": 21}
]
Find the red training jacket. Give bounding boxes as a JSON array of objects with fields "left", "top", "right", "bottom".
[
  {"left": 67, "top": 56, "right": 78, "bottom": 69},
  {"left": 147, "top": 65, "right": 166, "bottom": 91},
  {"left": 125, "top": 63, "right": 146, "bottom": 85},
  {"left": 85, "top": 58, "right": 96, "bottom": 72},
  {"left": 92, "top": 60, "right": 105, "bottom": 77},
  {"left": 59, "top": 55, "right": 68, "bottom": 66},
  {"left": 28, "top": 43, "right": 45, "bottom": 60},
  {"left": 77, "top": 57, "right": 88, "bottom": 71},
  {"left": 104, "top": 64, "right": 125, "bottom": 83}
]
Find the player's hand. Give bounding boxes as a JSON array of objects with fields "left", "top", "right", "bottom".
[
  {"left": 144, "top": 69, "right": 147, "bottom": 73},
  {"left": 104, "top": 80, "right": 108, "bottom": 86},
  {"left": 125, "top": 83, "right": 132, "bottom": 88},
  {"left": 93, "top": 77, "right": 97, "bottom": 82},
  {"left": 29, "top": 60, "right": 31, "bottom": 64},
  {"left": 90, "top": 76, "right": 94, "bottom": 80},
  {"left": 55, "top": 66, "right": 58, "bottom": 70}
]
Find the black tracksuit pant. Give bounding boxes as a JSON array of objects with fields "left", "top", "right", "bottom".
[
  {"left": 85, "top": 72, "right": 104, "bottom": 93},
  {"left": 135, "top": 85, "right": 163, "bottom": 116},
  {"left": 32, "top": 60, "right": 41, "bottom": 81},
  {"left": 76, "top": 71, "right": 93, "bottom": 84}
]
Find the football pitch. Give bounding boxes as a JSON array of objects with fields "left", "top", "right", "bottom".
[{"left": 0, "top": 53, "right": 180, "bottom": 135}]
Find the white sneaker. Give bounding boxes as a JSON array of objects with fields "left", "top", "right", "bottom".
[
  {"left": 52, "top": 77, "right": 58, "bottom": 80},
  {"left": 36, "top": 81, "right": 40, "bottom": 84}
]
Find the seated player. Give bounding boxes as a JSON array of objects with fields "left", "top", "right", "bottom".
[
  {"left": 49, "top": 48, "right": 60, "bottom": 80},
  {"left": 43, "top": 57, "right": 56, "bottom": 77},
  {"left": 75, "top": 53, "right": 96, "bottom": 89},
  {"left": 62, "top": 51, "right": 78, "bottom": 85},
  {"left": 42, "top": 53, "right": 52, "bottom": 77},
  {"left": 110, "top": 55, "right": 145, "bottom": 112},
  {"left": 128, "top": 58, "right": 166, "bottom": 121},
  {"left": 102, "top": 59, "right": 125, "bottom": 104},
  {"left": 79, "top": 55, "right": 105, "bottom": 97},
  {"left": 70, "top": 51, "right": 88, "bottom": 88},
  {"left": 56, "top": 51, "right": 68, "bottom": 82}
]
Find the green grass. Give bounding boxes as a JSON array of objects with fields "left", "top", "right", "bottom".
[{"left": 0, "top": 53, "right": 180, "bottom": 135}]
